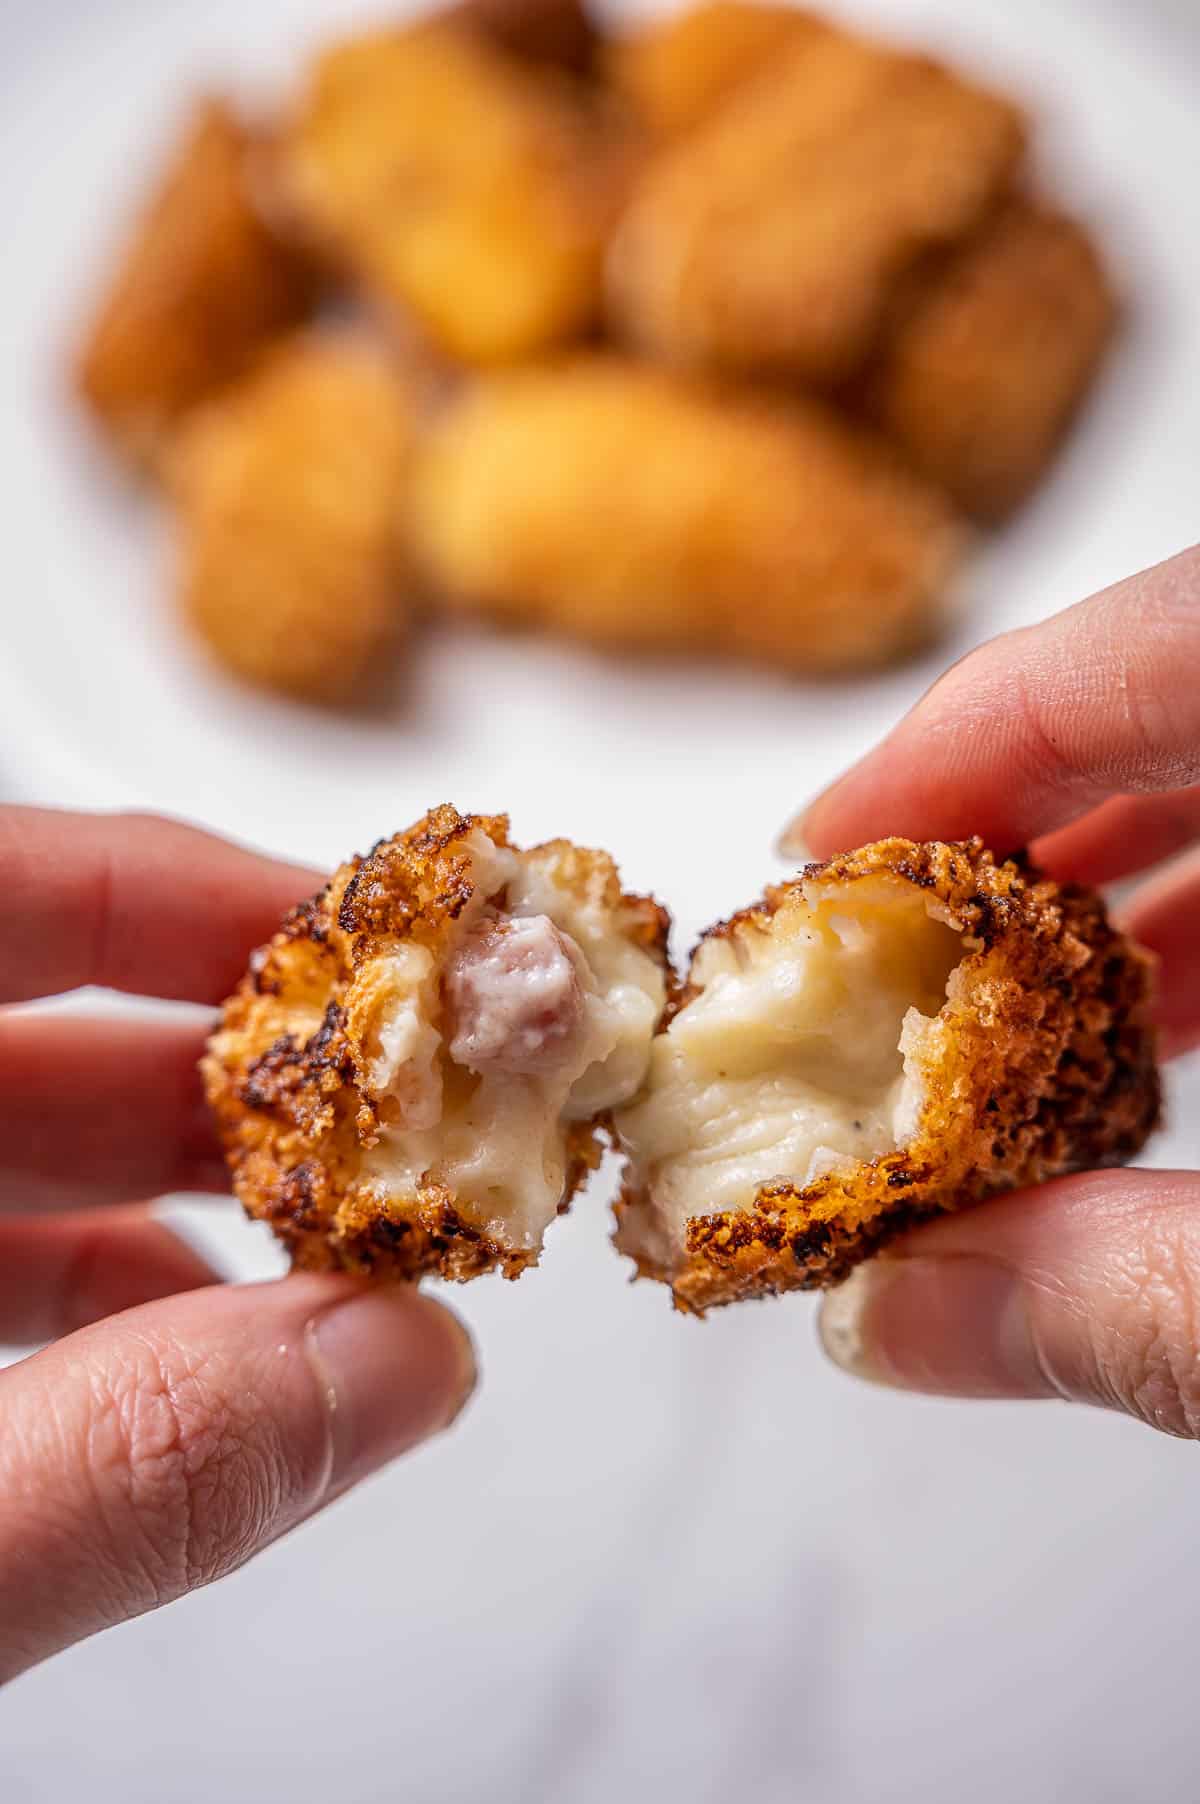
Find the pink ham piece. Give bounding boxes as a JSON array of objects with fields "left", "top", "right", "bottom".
[{"left": 445, "top": 914, "right": 585, "bottom": 1075}]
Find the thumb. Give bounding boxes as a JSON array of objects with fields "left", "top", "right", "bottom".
[
  {"left": 0, "top": 1273, "right": 474, "bottom": 1683},
  {"left": 818, "top": 1171, "right": 1200, "bottom": 1438}
]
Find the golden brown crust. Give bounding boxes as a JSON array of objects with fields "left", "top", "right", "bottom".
[
  {"left": 169, "top": 330, "right": 415, "bottom": 702},
  {"left": 76, "top": 98, "right": 314, "bottom": 467},
  {"left": 408, "top": 355, "right": 964, "bottom": 673},
  {"left": 204, "top": 806, "right": 670, "bottom": 1282},
  {"left": 616, "top": 838, "right": 1160, "bottom": 1312},
  {"left": 607, "top": 29, "right": 1026, "bottom": 383},
  {"left": 860, "top": 202, "right": 1119, "bottom": 519}
]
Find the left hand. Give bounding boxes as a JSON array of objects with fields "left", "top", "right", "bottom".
[{"left": 0, "top": 808, "right": 473, "bottom": 1683}]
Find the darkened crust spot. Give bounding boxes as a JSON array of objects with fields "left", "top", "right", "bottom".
[
  {"left": 616, "top": 837, "right": 1160, "bottom": 1313},
  {"left": 203, "top": 805, "right": 668, "bottom": 1283},
  {"left": 452, "top": 0, "right": 598, "bottom": 74}
]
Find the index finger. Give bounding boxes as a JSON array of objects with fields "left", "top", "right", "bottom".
[
  {"left": 0, "top": 807, "right": 318, "bottom": 1005},
  {"left": 788, "top": 543, "right": 1200, "bottom": 859}
]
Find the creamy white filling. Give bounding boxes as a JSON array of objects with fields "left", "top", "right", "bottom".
[
  {"left": 366, "top": 942, "right": 443, "bottom": 1131},
  {"left": 360, "top": 830, "right": 666, "bottom": 1251},
  {"left": 616, "top": 878, "right": 964, "bottom": 1267}
]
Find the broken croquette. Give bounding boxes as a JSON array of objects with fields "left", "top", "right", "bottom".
[
  {"left": 203, "top": 806, "right": 671, "bottom": 1280},
  {"left": 614, "top": 838, "right": 1160, "bottom": 1312}
]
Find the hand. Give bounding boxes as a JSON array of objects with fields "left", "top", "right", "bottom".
[
  {"left": 0, "top": 809, "right": 474, "bottom": 1683},
  {"left": 783, "top": 543, "right": 1200, "bottom": 1437}
]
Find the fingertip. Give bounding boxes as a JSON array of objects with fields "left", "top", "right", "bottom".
[
  {"left": 778, "top": 785, "right": 852, "bottom": 861},
  {"left": 306, "top": 1284, "right": 477, "bottom": 1490},
  {"left": 818, "top": 1253, "right": 1056, "bottom": 1400},
  {"left": 775, "top": 815, "right": 815, "bottom": 861},
  {"left": 0, "top": 1273, "right": 476, "bottom": 1679}
]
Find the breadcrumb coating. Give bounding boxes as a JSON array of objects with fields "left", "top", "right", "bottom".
[
  {"left": 407, "top": 356, "right": 963, "bottom": 672},
  {"left": 281, "top": 23, "right": 626, "bottom": 364},
  {"left": 615, "top": 839, "right": 1160, "bottom": 1312},
  {"left": 76, "top": 98, "right": 313, "bottom": 467},
  {"left": 861, "top": 202, "right": 1119, "bottom": 520},
  {"left": 604, "top": 1, "right": 827, "bottom": 137},
  {"left": 607, "top": 27, "right": 1026, "bottom": 382},
  {"left": 204, "top": 806, "right": 670, "bottom": 1281},
  {"left": 170, "top": 331, "right": 415, "bottom": 702}
]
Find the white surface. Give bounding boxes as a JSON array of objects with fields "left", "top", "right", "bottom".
[{"left": 2, "top": 1, "right": 1199, "bottom": 1799}]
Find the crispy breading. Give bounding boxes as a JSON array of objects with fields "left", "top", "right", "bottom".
[
  {"left": 603, "top": 1, "right": 827, "bottom": 136},
  {"left": 407, "top": 356, "right": 963, "bottom": 672},
  {"left": 861, "top": 203, "right": 1119, "bottom": 520},
  {"left": 203, "top": 806, "right": 671, "bottom": 1281},
  {"left": 452, "top": 0, "right": 598, "bottom": 73},
  {"left": 615, "top": 839, "right": 1160, "bottom": 1312},
  {"left": 76, "top": 98, "right": 313, "bottom": 467},
  {"left": 170, "top": 331, "right": 414, "bottom": 702},
  {"left": 281, "top": 23, "right": 626, "bottom": 364},
  {"left": 607, "top": 28, "right": 1026, "bottom": 382}
]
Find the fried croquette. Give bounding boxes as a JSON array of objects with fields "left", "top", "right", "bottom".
[
  {"left": 862, "top": 203, "right": 1119, "bottom": 520},
  {"left": 614, "top": 839, "right": 1160, "bottom": 1312},
  {"left": 76, "top": 98, "right": 313, "bottom": 467},
  {"left": 407, "top": 357, "right": 963, "bottom": 672},
  {"left": 170, "top": 331, "right": 414, "bottom": 702},
  {"left": 603, "top": 1, "right": 828, "bottom": 137},
  {"left": 282, "top": 24, "right": 624, "bottom": 364},
  {"left": 203, "top": 806, "right": 670, "bottom": 1280},
  {"left": 607, "top": 28, "right": 1026, "bottom": 383}
]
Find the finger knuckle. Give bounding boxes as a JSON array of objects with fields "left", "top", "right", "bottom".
[
  {"left": 90, "top": 1333, "right": 292, "bottom": 1606},
  {"left": 1101, "top": 1221, "right": 1200, "bottom": 1438},
  {"left": 1004, "top": 657, "right": 1093, "bottom": 805}
]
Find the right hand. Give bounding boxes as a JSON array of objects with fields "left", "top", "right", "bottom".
[{"left": 785, "top": 544, "right": 1200, "bottom": 1438}]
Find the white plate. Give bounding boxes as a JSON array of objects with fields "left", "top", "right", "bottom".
[{"left": 2, "top": 4, "right": 1198, "bottom": 1802}]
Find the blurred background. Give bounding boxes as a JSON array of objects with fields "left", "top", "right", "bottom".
[{"left": 2, "top": 0, "right": 1199, "bottom": 1798}]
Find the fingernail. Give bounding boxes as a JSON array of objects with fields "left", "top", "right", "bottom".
[
  {"left": 306, "top": 1288, "right": 477, "bottom": 1488},
  {"left": 778, "top": 782, "right": 845, "bottom": 860},
  {"left": 776, "top": 815, "right": 814, "bottom": 861},
  {"left": 819, "top": 1256, "right": 1057, "bottom": 1400}
]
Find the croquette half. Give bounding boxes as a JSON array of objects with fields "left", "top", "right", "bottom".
[
  {"left": 204, "top": 807, "right": 670, "bottom": 1280},
  {"left": 615, "top": 839, "right": 1160, "bottom": 1312}
]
